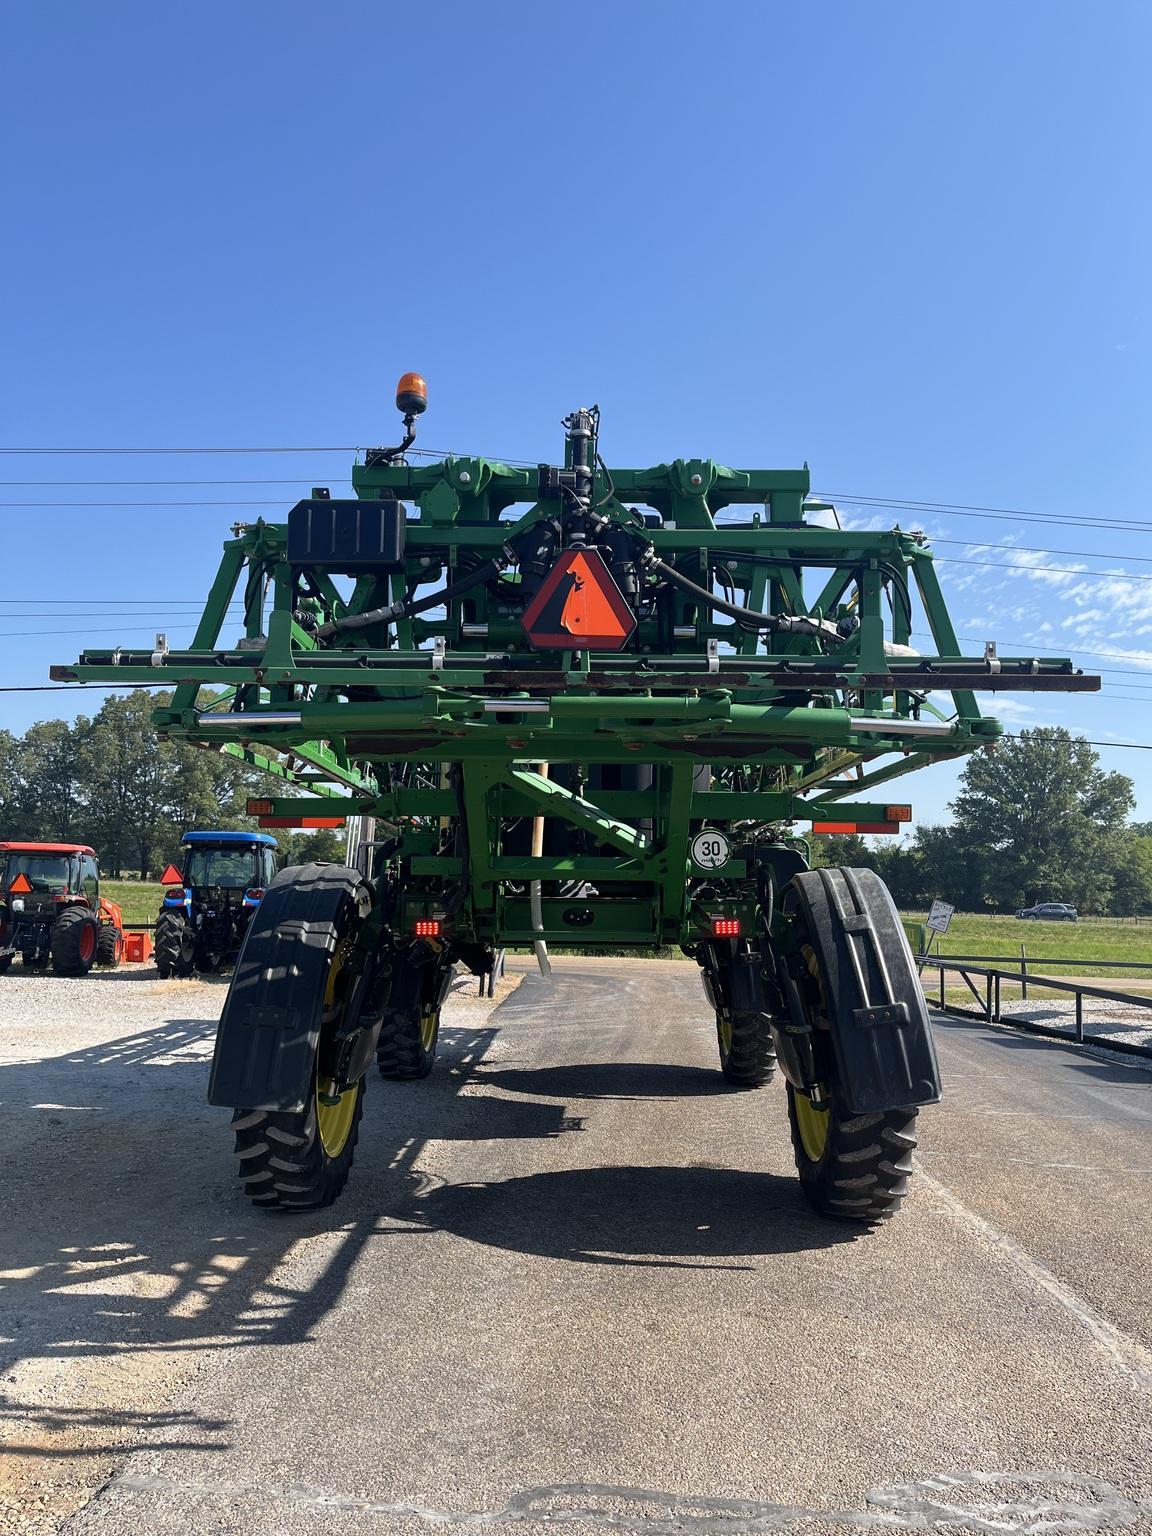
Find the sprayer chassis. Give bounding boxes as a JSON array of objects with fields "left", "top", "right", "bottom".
[{"left": 54, "top": 414, "right": 1097, "bottom": 1217}]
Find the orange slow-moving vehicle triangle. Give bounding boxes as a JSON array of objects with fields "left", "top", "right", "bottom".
[
  {"left": 9, "top": 873, "right": 32, "bottom": 894},
  {"left": 159, "top": 864, "right": 185, "bottom": 885},
  {"left": 521, "top": 548, "right": 636, "bottom": 652}
]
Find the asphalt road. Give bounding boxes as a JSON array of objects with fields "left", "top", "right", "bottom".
[{"left": 2, "top": 959, "right": 1151, "bottom": 1536}]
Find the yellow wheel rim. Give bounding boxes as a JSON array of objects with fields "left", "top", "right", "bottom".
[
  {"left": 794, "top": 940, "right": 830, "bottom": 1159},
  {"left": 316, "top": 1080, "right": 358, "bottom": 1157},
  {"left": 420, "top": 1008, "right": 438, "bottom": 1052},
  {"left": 315, "top": 935, "right": 357, "bottom": 1157},
  {"left": 794, "top": 1089, "right": 830, "bottom": 1162},
  {"left": 717, "top": 1012, "right": 733, "bottom": 1057}
]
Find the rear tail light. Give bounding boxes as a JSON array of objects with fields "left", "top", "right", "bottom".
[
  {"left": 712, "top": 917, "right": 741, "bottom": 938},
  {"left": 414, "top": 919, "right": 442, "bottom": 938},
  {"left": 243, "top": 888, "right": 265, "bottom": 903}
]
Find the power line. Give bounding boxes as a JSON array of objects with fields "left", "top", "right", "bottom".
[
  {"left": 2, "top": 499, "right": 1145, "bottom": 570},
  {"left": 928, "top": 536, "right": 1152, "bottom": 567},
  {"left": 0, "top": 445, "right": 361, "bottom": 456},
  {"left": 0, "top": 499, "right": 289, "bottom": 507},
  {"left": 818, "top": 489, "right": 1152, "bottom": 535},
  {"left": 1, "top": 624, "right": 207, "bottom": 637},
  {"left": 0, "top": 598, "right": 243, "bottom": 606},
  {"left": 935, "top": 554, "right": 1152, "bottom": 583},
  {"left": 0, "top": 683, "right": 153, "bottom": 693},
  {"left": 0, "top": 444, "right": 488, "bottom": 460},
  {"left": 0, "top": 478, "right": 342, "bottom": 487}
]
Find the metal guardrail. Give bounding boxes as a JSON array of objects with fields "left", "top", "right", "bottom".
[
  {"left": 928, "top": 952, "right": 1152, "bottom": 971},
  {"left": 916, "top": 956, "right": 1152, "bottom": 1060}
]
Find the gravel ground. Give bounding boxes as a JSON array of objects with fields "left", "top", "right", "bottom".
[
  {"left": 2, "top": 960, "right": 1151, "bottom": 1536},
  {"left": 0, "top": 963, "right": 520, "bottom": 1535},
  {"left": 994, "top": 996, "right": 1152, "bottom": 1051}
]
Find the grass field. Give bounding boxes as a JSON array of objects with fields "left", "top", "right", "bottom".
[
  {"left": 103, "top": 880, "right": 160, "bottom": 926},
  {"left": 906, "top": 911, "right": 1152, "bottom": 981}
]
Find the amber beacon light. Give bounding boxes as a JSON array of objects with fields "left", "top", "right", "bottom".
[{"left": 396, "top": 372, "right": 428, "bottom": 416}]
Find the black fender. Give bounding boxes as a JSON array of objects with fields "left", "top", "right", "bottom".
[
  {"left": 782, "top": 867, "right": 941, "bottom": 1115},
  {"left": 207, "top": 863, "right": 370, "bottom": 1112}
]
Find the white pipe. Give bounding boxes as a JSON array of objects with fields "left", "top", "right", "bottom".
[{"left": 530, "top": 762, "right": 552, "bottom": 978}]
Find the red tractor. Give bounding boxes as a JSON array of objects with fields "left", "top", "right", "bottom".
[{"left": 0, "top": 842, "right": 125, "bottom": 975}]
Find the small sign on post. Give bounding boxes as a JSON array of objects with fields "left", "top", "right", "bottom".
[{"left": 926, "top": 899, "right": 955, "bottom": 936}]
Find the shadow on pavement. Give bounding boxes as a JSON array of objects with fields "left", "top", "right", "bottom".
[
  {"left": 0, "top": 1012, "right": 539, "bottom": 1406},
  {"left": 933, "top": 1012, "right": 1152, "bottom": 1083},
  {"left": 401, "top": 1162, "right": 855, "bottom": 1270},
  {"left": 0, "top": 1400, "right": 229, "bottom": 1458},
  {"left": 474, "top": 1061, "right": 726, "bottom": 1101}
]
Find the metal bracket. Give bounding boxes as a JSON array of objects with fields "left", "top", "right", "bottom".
[
  {"left": 150, "top": 633, "right": 169, "bottom": 668},
  {"left": 984, "top": 641, "right": 1001, "bottom": 675},
  {"left": 706, "top": 638, "right": 719, "bottom": 674},
  {"left": 431, "top": 637, "right": 446, "bottom": 673}
]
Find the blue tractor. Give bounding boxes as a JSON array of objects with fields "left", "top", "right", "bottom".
[{"left": 155, "top": 831, "right": 279, "bottom": 978}]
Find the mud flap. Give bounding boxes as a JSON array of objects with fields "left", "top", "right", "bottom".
[
  {"left": 787, "top": 867, "right": 941, "bottom": 1115},
  {"left": 207, "top": 863, "right": 368, "bottom": 1112}
]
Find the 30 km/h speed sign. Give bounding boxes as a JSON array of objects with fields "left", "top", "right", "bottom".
[{"left": 690, "top": 829, "right": 731, "bottom": 871}]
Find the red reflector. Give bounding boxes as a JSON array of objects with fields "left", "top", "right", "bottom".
[
  {"left": 811, "top": 822, "right": 901, "bottom": 835},
  {"left": 257, "top": 816, "right": 346, "bottom": 829},
  {"left": 159, "top": 863, "right": 184, "bottom": 885},
  {"left": 414, "top": 919, "right": 442, "bottom": 938},
  {"left": 246, "top": 798, "right": 274, "bottom": 816},
  {"left": 712, "top": 917, "right": 741, "bottom": 937},
  {"left": 9, "top": 873, "right": 32, "bottom": 894},
  {"left": 885, "top": 805, "right": 912, "bottom": 823}
]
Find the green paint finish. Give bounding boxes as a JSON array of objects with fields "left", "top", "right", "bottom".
[{"left": 54, "top": 419, "right": 1097, "bottom": 954}]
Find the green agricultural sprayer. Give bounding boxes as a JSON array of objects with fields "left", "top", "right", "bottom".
[{"left": 55, "top": 378, "right": 1098, "bottom": 1220}]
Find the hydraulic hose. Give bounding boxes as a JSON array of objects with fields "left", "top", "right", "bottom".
[
  {"left": 315, "top": 557, "right": 506, "bottom": 640},
  {"left": 645, "top": 556, "right": 844, "bottom": 642}
]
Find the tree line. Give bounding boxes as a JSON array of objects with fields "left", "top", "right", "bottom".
[
  {"left": 2, "top": 703, "right": 1148, "bottom": 913},
  {"left": 811, "top": 727, "right": 1152, "bottom": 916},
  {"left": 0, "top": 692, "right": 342, "bottom": 876}
]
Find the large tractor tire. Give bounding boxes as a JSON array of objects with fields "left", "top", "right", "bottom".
[
  {"left": 716, "top": 1009, "right": 778, "bottom": 1087},
  {"left": 218, "top": 864, "right": 370, "bottom": 1210},
  {"left": 375, "top": 946, "right": 453, "bottom": 1080},
  {"left": 51, "top": 907, "right": 100, "bottom": 976},
  {"left": 376, "top": 1003, "right": 441, "bottom": 1080},
  {"left": 97, "top": 923, "right": 123, "bottom": 968},
  {"left": 786, "top": 1089, "right": 918, "bottom": 1223},
  {"left": 155, "top": 910, "right": 195, "bottom": 978},
  {"left": 780, "top": 867, "right": 936, "bottom": 1223}
]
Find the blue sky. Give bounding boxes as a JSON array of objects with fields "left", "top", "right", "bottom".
[{"left": 2, "top": 1, "right": 1149, "bottom": 827}]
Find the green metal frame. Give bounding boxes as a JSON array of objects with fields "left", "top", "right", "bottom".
[{"left": 53, "top": 433, "right": 1097, "bottom": 951}]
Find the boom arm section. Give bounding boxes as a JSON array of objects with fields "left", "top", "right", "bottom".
[{"left": 52, "top": 409, "right": 1098, "bottom": 946}]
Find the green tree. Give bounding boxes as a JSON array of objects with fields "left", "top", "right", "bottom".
[
  {"left": 1108, "top": 833, "right": 1152, "bottom": 917},
  {"left": 948, "top": 728, "right": 1134, "bottom": 913},
  {"left": 278, "top": 827, "right": 346, "bottom": 867},
  {"left": 77, "top": 694, "right": 179, "bottom": 876},
  {"left": 0, "top": 719, "right": 87, "bottom": 840},
  {"left": 809, "top": 832, "right": 872, "bottom": 868}
]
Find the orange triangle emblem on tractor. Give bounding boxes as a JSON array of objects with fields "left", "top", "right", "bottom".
[
  {"left": 9, "top": 873, "right": 32, "bottom": 894},
  {"left": 521, "top": 548, "right": 636, "bottom": 652},
  {"left": 159, "top": 864, "right": 184, "bottom": 886}
]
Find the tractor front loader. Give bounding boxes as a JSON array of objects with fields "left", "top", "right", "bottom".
[{"left": 54, "top": 377, "right": 1099, "bottom": 1218}]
